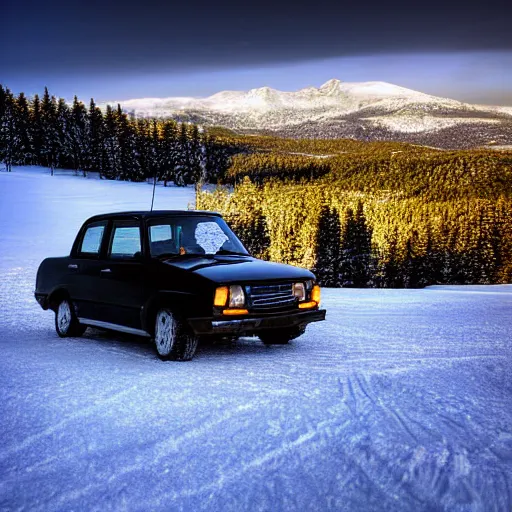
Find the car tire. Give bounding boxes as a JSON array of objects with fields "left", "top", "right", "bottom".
[
  {"left": 258, "top": 326, "right": 306, "bottom": 345},
  {"left": 154, "top": 308, "right": 198, "bottom": 361},
  {"left": 55, "top": 298, "right": 87, "bottom": 338}
]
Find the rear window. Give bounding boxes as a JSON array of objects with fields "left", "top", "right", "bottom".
[{"left": 79, "top": 222, "right": 106, "bottom": 255}]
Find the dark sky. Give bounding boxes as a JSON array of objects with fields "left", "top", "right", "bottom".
[
  {"left": 3, "top": 0, "right": 511, "bottom": 75},
  {"left": 1, "top": 0, "right": 510, "bottom": 104}
]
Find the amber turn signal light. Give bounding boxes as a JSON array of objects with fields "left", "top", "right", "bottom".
[
  {"left": 298, "top": 301, "right": 317, "bottom": 309},
  {"left": 214, "top": 286, "right": 229, "bottom": 307},
  {"left": 311, "top": 285, "right": 321, "bottom": 304},
  {"left": 223, "top": 308, "right": 249, "bottom": 315}
]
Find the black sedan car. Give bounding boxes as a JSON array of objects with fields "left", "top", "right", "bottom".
[{"left": 35, "top": 211, "right": 326, "bottom": 361}]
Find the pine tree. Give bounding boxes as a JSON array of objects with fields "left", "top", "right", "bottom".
[
  {"left": 30, "top": 94, "right": 44, "bottom": 166},
  {"left": 55, "top": 98, "right": 71, "bottom": 169},
  {"left": 403, "top": 231, "right": 428, "bottom": 288},
  {"left": 339, "top": 202, "right": 373, "bottom": 287},
  {"left": 189, "top": 124, "right": 203, "bottom": 184},
  {"left": 494, "top": 197, "right": 511, "bottom": 282},
  {"left": 203, "top": 133, "right": 217, "bottom": 182},
  {"left": 423, "top": 226, "right": 441, "bottom": 285},
  {"left": 87, "top": 98, "right": 104, "bottom": 176},
  {"left": 144, "top": 119, "right": 161, "bottom": 183},
  {"left": 229, "top": 212, "right": 270, "bottom": 260},
  {"left": 0, "top": 85, "right": 6, "bottom": 125},
  {"left": 0, "top": 88, "right": 16, "bottom": 171},
  {"left": 459, "top": 209, "right": 479, "bottom": 284},
  {"left": 40, "top": 87, "right": 59, "bottom": 175},
  {"left": 477, "top": 204, "right": 498, "bottom": 284},
  {"left": 203, "top": 134, "right": 232, "bottom": 183},
  {"left": 115, "top": 105, "right": 138, "bottom": 181},
  {"left": 314, "top": 206, "right": 342, "bottom": 287},
  {"left": 14, "top": 92, "right": 32, "bottom": 165},
  {"left": 135, "top": 118, "right": 151, "bottom": 182},
  {"left": 176, "top": 122, "right": 189, "bottom": 186},
  {"left": 381, "top": 228, "right": 404, "bottom": 288},
  {"left": 126, "top": 109, "right": 143, "bottom": 181},
  {"left": 69, "top": 96, "right": 89, "bottom": 176},
  {"left": 0, "top": 85, "right": 5, "bottom": 169},
  {"left": 103, "top": 105, "right": 121, "bottom": 179},
  {"left": 490, "top": 205, "right": 504, "bottom": 283},
  {"left": 441, "top": 222, "right": 462, "bottom": 284},
  {"left": 160, "top": 120, "right": 179, "bottom": 186}
]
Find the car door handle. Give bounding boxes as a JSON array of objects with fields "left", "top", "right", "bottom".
[
  {"left": 100, "top": 268, "right": 112, "bottom": 274},
  {"left": 68, "top": 264, "right": 78, "bottom": 270}
]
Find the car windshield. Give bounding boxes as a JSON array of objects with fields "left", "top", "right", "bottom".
[{"left": 148, "top": 215, "right": 249, "bottom": 258}]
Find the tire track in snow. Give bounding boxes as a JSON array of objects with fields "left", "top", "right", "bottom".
[
  {"left": 154, "top": 416, "right": 353, "bottom": 505},
  {"left": 342, "top": 376, "right": 358, "bottom": 417},
  {"left": 500, "top": 469, "right": 512, "bottom": 512},
  {"left": 338, "top": 373, "right": 467, "bottom": 507},
  {"left": 156, "top": 411, "right": 438, "bottom": 512},
  {"left": 342, "top": 372, "right": 419, "bottom": 443},
  {"left": 346, "top": 374, "right": 512, "bottom": 509},
  {"left": 281, "top": 354, "right": 508, "bottom": 381},
  {"left": 365, "top": 373, "right": 449, "bottom": 443}
]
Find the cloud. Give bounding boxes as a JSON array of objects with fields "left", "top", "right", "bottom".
[{"left": 1, "top": 0, "right": 511, "bottom": 77}]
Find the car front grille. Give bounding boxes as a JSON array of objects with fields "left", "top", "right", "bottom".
[{"left": 246, "top": 283, "right": 296, "bottom": 310}]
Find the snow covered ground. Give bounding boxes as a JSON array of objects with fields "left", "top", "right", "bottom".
[{"left": 1, "top": 167, "right": 511, "bottom": 511}]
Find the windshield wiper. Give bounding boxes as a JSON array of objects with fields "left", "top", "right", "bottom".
[
  {"left": 154, "top": 252, "right": 208, "bottom": 260},
  {"left": 215, "top": 249, "right": 249, "bottom": 256}
]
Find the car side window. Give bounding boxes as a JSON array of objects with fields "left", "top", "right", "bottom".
[
  {"left": 109, "top": 222, "right": 142, "bottom": 260},
  {"left": 150, "top": 224, "right": 173, "bottom": 242},
  {"left": 79, "top": 222, "right": 107, "bottom": 257},
  {"left": 149, "top": 224, "right": 179, "bottom": 256}
]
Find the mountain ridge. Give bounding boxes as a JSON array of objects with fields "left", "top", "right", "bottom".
[{"left": 110, "top": 79, "right": 512, "bottom": 149}]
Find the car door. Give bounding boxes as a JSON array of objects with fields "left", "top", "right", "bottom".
[
  {"left": 68, "top": 220, "right": 109, "bottom": 321},
  {"left": 95, "top": 219, "right": 147, "bottom": 331}
]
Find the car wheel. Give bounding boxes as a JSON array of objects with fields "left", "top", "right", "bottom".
[
  {"left": 259, "top": 326, "right": 306, "bottom": 345},
  {"left": 154, "top": 309, "right": 198, "bottom": 361},
  {"left": 55, "top": 298, "right": 87, "bottom": 338}
]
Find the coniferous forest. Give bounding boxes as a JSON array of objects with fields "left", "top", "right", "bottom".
[
  {"left": 1, "top": 84, "right": 511, "bottom": 288},
  {"left": 0, "top": 85, "right": 237, "bottom": 184}
]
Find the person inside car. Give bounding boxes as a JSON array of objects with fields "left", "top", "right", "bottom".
[{"left": 179, "top": 224, "right": 205, "bottom": 255}]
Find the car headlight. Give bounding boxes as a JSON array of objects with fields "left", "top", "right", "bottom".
[
  {"left": 228, "top": 285, "right": 245, "bottom": 308},
  {"left": 293, "top": 282, "right": 306, "bottom": 301},
  {"left": 298, "top": 282, "right": 321, "bottom": 309},
  {"left": 214, "top": 285, "right": 246, "bottom": 308}
]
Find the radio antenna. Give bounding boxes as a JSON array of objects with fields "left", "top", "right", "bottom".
[{"left": 150, "top": 171, "right": 157, "bottom": 211}]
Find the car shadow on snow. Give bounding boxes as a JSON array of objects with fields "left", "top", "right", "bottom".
[
  {"left": 78, "top": 328, "right": 157, "bottom": 359},
  {"left": 78, "top": 328, "right": 294, "bottom": 362}
]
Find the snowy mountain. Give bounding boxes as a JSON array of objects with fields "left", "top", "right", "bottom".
[{"left": 114, "top": 79, "right": 512, "bottom": 148}]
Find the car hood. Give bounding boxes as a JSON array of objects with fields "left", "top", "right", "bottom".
[{"left": 165, "top": 255, "right": 315, "bottom": 284}]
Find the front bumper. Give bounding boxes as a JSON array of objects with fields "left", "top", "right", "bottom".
[
  {"left": 188, "top": 308, "right": 326, "bottom": 335},
  {"left": 35, "top": 293, "right": 49, "bottom": 310}
]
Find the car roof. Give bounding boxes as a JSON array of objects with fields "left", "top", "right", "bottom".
[{"left": 85, "top": 210, "right": 223, "bottom": 223}]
